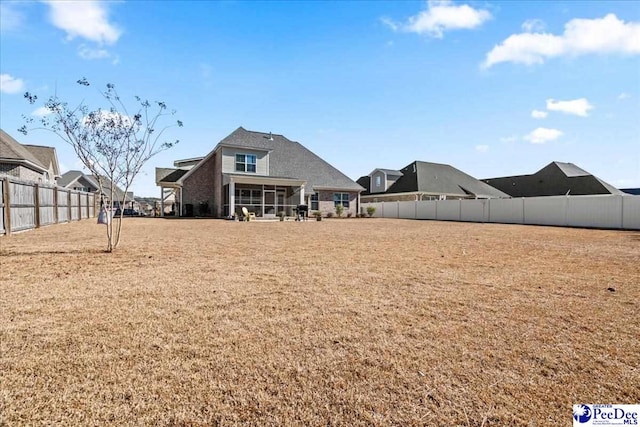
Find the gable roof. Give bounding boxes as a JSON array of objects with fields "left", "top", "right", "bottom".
[
  {"left": 381, "top": 161, "right": 508, "bottom": 198},
  {"left": 0, "top": 129, "right": 48, "bottom": 173},
  {"left": 180, "top": 127, "right": 363, "bottom": 192},
  {"left": 483, "top": 161, "right": 624, "bottom": 197},
  {"left": 59, "top": 170, "right": 130, "bottom": 201},
  {"left": 58, "top": 170, "right": 85, "bottom": 188},
  {"left": 356, "top": 176, "right": 370, "bottom": 193},
  {"left": 24, "top": 145, "right": 60, "bottom": 176},
  {"left": 371, "top": 168, "right": 403, "bottom": 177}
]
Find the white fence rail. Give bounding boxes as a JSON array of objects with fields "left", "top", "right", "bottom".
[
  {"left": 1, "top": 177, "right": 96, "bottom": 235},
  {"left": 363, "top": 195, "right": 640, "bottom": 230}
]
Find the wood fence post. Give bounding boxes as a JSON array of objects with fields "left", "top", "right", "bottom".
[
  {"left": 34, "top": 183, "right": 41, "bottom": 228},
  {"left": 2, "top": 179, "right": 11, "bottom": 235},
  {"left": 53, "top": 186, "right": 58, "bottom": 223}
]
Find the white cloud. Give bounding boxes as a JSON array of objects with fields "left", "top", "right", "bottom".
[
  {"left": 383, "top": 0, "right": 492, "bottom": 38},
  {"left": 475, "top": 144, "right": 489, "bottom": 152},
  {"left": 617, "top": 92, "right": 631, "bottom": 100},
  {"left": 531, "top": 110, "right": 548, "bottom": 119},
  {"left": 546, "top": 98, "right": 593, "bottom": 117},
  {"left": 0, "top": 73, "right": 24, "bottom": 94},
  {"left": 524, "top": 127, "right": 563, "bottom": 144},
  {"left": 32, "top": 107, "right": 53, "bottom": 117},
  {"left": 500, "top": 135, "right": 518, "bottom": 143},
  {"left": 483, "top": 14, "right": 640, "bottom": 68},
  {"left": 521, "top": 19, "right": 546, "bottom": 33},
  {"left": 78, "top": 44, "right": 111, "bottom": 60},
  {"left": 0, "top": 2, "right": 24, "bottom": 33},
  {"left": 44, "top": 0, "right": 121, "bottom": 45}
]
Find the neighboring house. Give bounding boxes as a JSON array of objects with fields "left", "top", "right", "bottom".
[
  {"left": 58, "top": 170, "right": 132, "bottom": 208},
  {"left": 482, "top": 161, "right": 624, "bottom": 197},
  {"left": 358, "top": 161, "right": 509, "bottom": 202},
  {"left": 156, "top": 127, "right": 364, "bottom": 218},
  {"left": 0, "top": 129, "right": 60, "bottom": 184}
]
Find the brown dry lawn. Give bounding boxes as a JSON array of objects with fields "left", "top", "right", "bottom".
[{"left": 1, "top": 218, "right": 638, "bottom": 426}]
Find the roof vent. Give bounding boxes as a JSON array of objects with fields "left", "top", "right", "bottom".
[{"left": 268, "top": 132, "right": 273, "bottom": 141}]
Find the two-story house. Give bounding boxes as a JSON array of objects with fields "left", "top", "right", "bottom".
[
  {"left": 156, "top": 127, "right": 364, "bottom": 218},
  {"left": 0, "top": 129, "right": 60, "bottom": 184}
]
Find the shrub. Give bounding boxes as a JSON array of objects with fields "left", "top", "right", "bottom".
[
  {"left": 347, "top": 212, "right": 353, "bottom": 218},
  {"left": 326, "top": 212, "right": 334, "bottom": 218},
  {"left": 313, "top": 211, "right": 322, "bottom": 218},
  {"left": 366, "top": 206, "right": 376, "bottom": 217},
  {"left": 335, "top": 204, "right": 344, "bottom": 218}
]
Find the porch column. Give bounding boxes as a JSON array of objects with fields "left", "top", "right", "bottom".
[
  {"left": 229, "top": 180, "right": 235, "bottom": 218},
  {"left": 299, "top": 184, "right": 305, "bottom": 205},
  {"left": 160, "top": 186, "right": 165, "bottom": 217}
]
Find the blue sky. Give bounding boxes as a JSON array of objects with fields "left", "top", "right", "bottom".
[{"left": 1, "top": 0, "right": 639, "bottom": 196}]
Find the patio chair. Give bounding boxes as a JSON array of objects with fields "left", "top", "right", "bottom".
[{"left": 241, "top": 207, "right": 256, "bottom": 222}]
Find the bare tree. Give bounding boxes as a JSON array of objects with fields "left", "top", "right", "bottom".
[{"left": 21, "top": 78, "right": 182, "bottom": 252}]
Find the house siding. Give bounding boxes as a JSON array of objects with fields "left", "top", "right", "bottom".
[
  {"left": 221, "top": 147, "right": 268, "bottom": 175},
  {"left": 182, "top": 154, "right": 217, "bottom": 216},
  {"left": 370, "top": 171, "right": 386, "bottom": 193}
]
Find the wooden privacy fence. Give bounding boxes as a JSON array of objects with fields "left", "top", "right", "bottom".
[
  {"left": 0, "top": 177, "right": 97, "bottom": 235},
  {"left": 363, "top": 195, "right": 640, "bottom": 231}
]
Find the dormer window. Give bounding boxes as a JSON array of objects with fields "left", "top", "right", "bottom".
[{"left": 235, "top": 154, "right": 257, "bottom": 173}]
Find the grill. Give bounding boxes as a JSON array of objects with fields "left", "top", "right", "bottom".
[{"left": 294, "top": 204, "right": 308, "bottom": 221}]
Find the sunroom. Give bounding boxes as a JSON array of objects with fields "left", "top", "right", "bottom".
[{"left": 222, "top": 174, "right": 306, "bottom": 218}]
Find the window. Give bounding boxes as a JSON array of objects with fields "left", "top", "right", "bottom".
[
  {"left": 310, "top": 193, "right": 318, "bottom": 210},
  {"left": 235, "top": 154, "right": 257, "bottom": 173},
  {"left": 375, "top": 175, "right": 381, "bottom": 188},
  {"left": 333, "top": 192, "right": 349, "bottom": 208}
]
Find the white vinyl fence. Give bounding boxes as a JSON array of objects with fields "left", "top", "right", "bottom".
[
  {"left": 363, "top": 195, "right": 640, "bottom": 230},
  {"left": 1, "top": 177, "right": 97, "bottom": 235}
]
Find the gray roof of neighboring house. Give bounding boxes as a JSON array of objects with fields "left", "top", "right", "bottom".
[
  {"left": 621, "top": 188, "right": 640, "bottom": 196},
  {"left": 0, "top": 129, "right": 48, "bottom": 172},
  {"left": 554, "top": 161, "right": 590, "bottom": 177},
  {"left": 24, "top": 145, "right": 60, "bottom": 176},
  {"left": 58, "top": 170, "right": 84, "bottom": 187},
  {"left": 59, "top": 170, "right": 130, "bottom": 201},
  {"left": 374, "top": 168, "right": 403, "bottom": 176},
  {"left": 190, "top": 127, "right": 363, "bottom": 192},
  {"left": 156, "top": 167, "right": 188, "bottom": 184},
  {"left": 482, "top": 161, "right": 624, "bottom": 197},
  {"left": 381, "top": 161, "right": 509, "bottom": 198}
]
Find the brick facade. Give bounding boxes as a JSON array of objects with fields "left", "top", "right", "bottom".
[
  {"left": 181, "top": 154, "right": 217, "bottom": 216},
  {"left": 314, "top": 190, "right": 358, "bottom": 217},
  {"left": 0, "top": 164, "right": 47, "bottom": 183}
]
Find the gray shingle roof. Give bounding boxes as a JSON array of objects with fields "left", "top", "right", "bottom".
[
  {"left": 24, "top": 145, "right": 60, "bottom": 176},
  {"left": 374, "top": 168, "right": 403, "bottom": 176},
  {"left": 386, "top": 161, "right": 509, "bottom": 198},
  {"left": 58, "top": 170, "right": 84, "bottom": 187},
  {"left": 156, "top": 168, "right": 188, "bottom": 183},
  {"left": 482, "top": 161, "right": 624, "bottom": 197},
  {"left": 553, "top": 161, "right": 590, "bottom": 177},
  {"left": 0, "top": 129, "right": 47, "bottom": 172},
  {"left": 59, "top": 170, "right": 130, "bottom": 201},
  {"left": 216, "top": 127, "right": 363, "bottom": 192}
]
